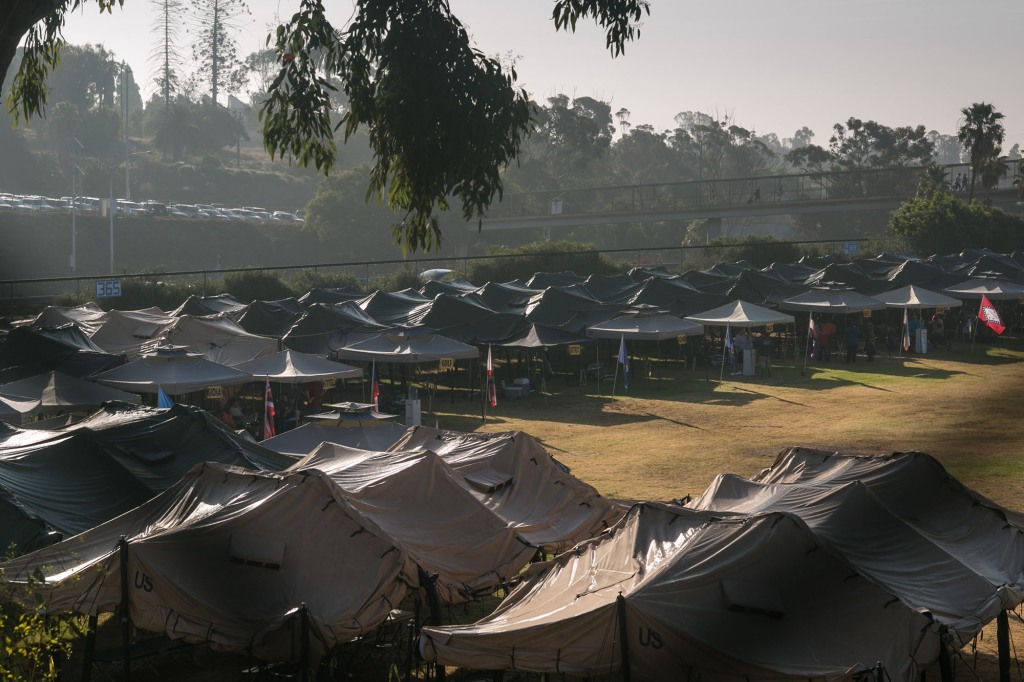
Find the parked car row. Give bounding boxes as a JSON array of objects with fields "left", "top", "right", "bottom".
[{"left": 0, "top": 192, "right": 305, "bottom": 224}]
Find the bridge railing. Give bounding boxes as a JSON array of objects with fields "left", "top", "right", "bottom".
[{"left": 486, "top": 160, "right": 1022, "bottom": 220}]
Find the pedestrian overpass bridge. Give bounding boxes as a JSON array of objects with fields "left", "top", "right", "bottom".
[{"left": 473, "top": 160, "right": 1022, "bottom": 232}]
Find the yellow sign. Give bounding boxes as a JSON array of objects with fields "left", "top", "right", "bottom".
[
  {"left": 934, "top": 306, "right": 944, "bottom": 314},
  {"left": 205, "top": 385, "right": 223, "bottom": 399},
  {"left": 862, "top": 309, "right": 872, "bottom": 318},
  {"left": 439, "top": 357, "right": 455, "bottom": 371},
  {"left": 765, "top": 324, "right": 774, "bottom": 331},
  {"left": 568, "top": 344, "right": 582, "bottom": 356},
  {"left": 322, "top": 377, "right": 336, "bottom": 390},
  {"left": 677, "top": 335, "right": 687, "bottom": 345}
]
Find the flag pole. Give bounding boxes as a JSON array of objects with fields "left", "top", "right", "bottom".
[
  {"left": 971, "top": 302, "right": 979, "bottom": 352},
  {"left": 801, "top": 315, "right": 812, "bottom": 377},
  {"left": 719, "top": 323, "right": 730, "bottom": 383}
]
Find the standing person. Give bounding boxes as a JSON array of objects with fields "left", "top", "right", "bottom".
[
  {"left": 863, "top": 319, "right": 876, "bottom": 361},
  {"left": 845, "top": 320, "right": 861, "bottom": 363}
]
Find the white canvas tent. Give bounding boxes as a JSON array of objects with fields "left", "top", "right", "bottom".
[
  {"left": 0, "top": 463, "right": 417, "bottom": 664},
  {"left": 391, "top": 427, "right": 626, "bottom": 553},
  {"left": 289, "top": 444, "right": 538, "bottom": 603},
  {"left": 420, "top": 502, "right": 940, "bottom": 681}
]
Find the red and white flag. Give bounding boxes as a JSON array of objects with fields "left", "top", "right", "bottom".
[
  {"left": 486, "top": 344, "right": 497, "bottom": 408},
  {"left": 264, "top": 379, "right": 276, "bottom": 439},
  {"left": 978, "top": 295, "right": 1005, "bottom": 335},
  {"left": 370, "top": 360, "right": 380, "bottom": 408}
]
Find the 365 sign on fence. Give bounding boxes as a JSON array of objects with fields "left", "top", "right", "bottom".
[{"left": 95, "top": 279, "right": 122, "bottom": 298}]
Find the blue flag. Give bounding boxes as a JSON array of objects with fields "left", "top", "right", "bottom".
[
  {"left": 157, "top": 386, "right": 173, "bottom": 408},
  {"left": 618, "top": 335, "right": 629, "bottom": 390}
]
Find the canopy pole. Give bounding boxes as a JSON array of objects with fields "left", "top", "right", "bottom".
[
  {"left": 718, "top": 327, "right": 728, "bottom": 383},
  {"left": 118, "top": 535, "right": 132, "bottom": 682},
  {"left": 802, "top": 315, "right": 812, "bottom": 377},
  {"left": 998, "top": 609, "right": 1010, "bottom": 682},
  {"left": 299, "top": 603, "right": 310, "bottom": 682},
  {"left": 616, "top": 594, "right": 631, "bottom": 682}
]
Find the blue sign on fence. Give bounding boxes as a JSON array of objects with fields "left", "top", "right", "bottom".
[
  {"left": 95, "top": 279, "right": 122, "bottom": 298},
  {"left": 843, "top": 241, "right": 859, "bottom": 256}
]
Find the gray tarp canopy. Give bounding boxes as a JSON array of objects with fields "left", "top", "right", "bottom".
[
  {"left": 873, "top": 285, "right": 964, "bottom": 309},
  {"left": 779, "top": 288, "right": 887, "bottom": 313},
  {"left": 234, "top": 349, "right": 362, "bottom": 382},
  {"left": 587, "top": 306, "right": 704, "bottom": 340},
  {"left": 91, "top": 347, "right": 253, "bottom": 395},
  {"left": 334, "top": 329, "right": 479, "bottom": 364},
  {"left": 0, "top": 394, "right": 40, "bottom": 424},
  {"left": 943, "top": 278, "right": 1024, "bottom": 300},
  {"left": 684, "top": 299, "right": 795, "bottom": 327},
  {"left": 0, "top": 371, "right": 141, "bottom": 414}
]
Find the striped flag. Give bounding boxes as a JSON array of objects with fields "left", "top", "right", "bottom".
[
  {"left": 486, "top": 344, "right": 497, "bottom": 408},
  {"left": 979, "top": 295, "right": 1005, "bottom": 335},
  {"left": 370, "top": 360, "right": 380, "bottom": 408},
  {"left": 264, "top": 380, "right": 276, "bottom": 439}
]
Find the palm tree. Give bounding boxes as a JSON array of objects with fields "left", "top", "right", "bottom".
[{"left": 957, "top": 102, "right": 1005, "bottom": 202}]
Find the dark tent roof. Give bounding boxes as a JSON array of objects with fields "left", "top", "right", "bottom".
[
  {"left": 410, "top": 294, "right": 527, "bottom": 344},
  {"left": 0, "top": 325, "right": 124, "bottom": 384},
  {"left": 0, "top": 402, "right": 293, "bottom": 551},
  {"left": 357, "top": 290, "right": 433, "bottom": 326},
  {"left": 581, "top": 273, "right": 645, "bottom": 304},
  {"left": 526, "top": 271, "right": 586, "bottom": 289},
  {"left": 472, "top": 282, "right": 542, "bottom": 314},
  {"left": 496, "top": 323, "right": 594, "bottom": 348},
  {"left": 297, "top": 286, "right": 364, "bottom": 306},
  {"left": 885, "top": 259, "right": 945, "bottom": 287},
  {"left": 170, "top": 293, "right": 247, "bottom": 317},
  {"left": 419, "top": 279, "right": 478, "bottom": 297},
  {"left": 236, "top": 299, "right": 305, "bottom": 337},
  {"left": 282, "top": 303, "right": 387, "bottom": 355}
]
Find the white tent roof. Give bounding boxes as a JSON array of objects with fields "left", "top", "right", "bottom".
[
  {"left": 587, "top": 307, "right": 704, "bottom": 340},
  {"left": 162, "top": 314, "right": 279, "bottom": 366},
  {"left": 943, "top": 278, "right": 1024, "bottom": 300},
  {"left": 0, "top": 394, "right": 39, "bottom": 424},
  {"left": 873, "top": 285, "right": 964, "bottom": 309},
  {"left": 779, "top": 289, "right": 887, "bottom": 313},
  {"left": 234, "top": 349, "right": 362, "bottom": 383},
  {"left": 685, "top": 300, "right": 795, "bottom": 327},
  {"left": 335, "top": 330, "right": 479, "bottom": 364},
  {"left": 91, "top": 347, "right": 253, "bottom": 395}
]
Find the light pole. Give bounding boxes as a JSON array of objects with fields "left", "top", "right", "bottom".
[{"left": 109, "top": 150, "right": 151, "bottom": 274}]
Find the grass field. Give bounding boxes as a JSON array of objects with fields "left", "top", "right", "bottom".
[{"left": 64, "top": 338, "right": 1024, "bottom": 681}]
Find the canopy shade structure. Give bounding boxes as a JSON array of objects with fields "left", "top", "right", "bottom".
[
  {"left": 334, "top": 330, "right": 479, "bottom": 364},
  {"left": 684, "top": 300, "right": 795, "bottom": 327},
  {"left": 779, "top": 288, "right": 887, "bottom": 313},
  {"left": 943, "top": 278, "right": 1024, "bottom": 300},
  {"left": 495, "top": 324, "right": 594, "bottom": 349},
  {"left": 873, "top": 285, "right": 964, "bottom": 309},
  {"left": 587, "top": 306, "right": 704, "bottom": 340},
  {"left": 234, "top": 350, "right": 362, "bottom": 383},
  {"left": 0, "top": 371, "right": 141, "bottom": 414},
  {"left": 261, "top": 420, "right": 408, "bottom": 456},
  {"left": 90, "top": 347, "right": 253, "bottom": 395}
]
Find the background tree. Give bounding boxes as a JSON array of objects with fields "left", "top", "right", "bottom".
[
  {"left": 150, "top": 0, "right": 186, "bottom": 158},
  {"left": 916, "top": 163, "right": 949, "bottom": 198},
  {"left": 957, "top": 102, "right": 1005, "bottom": 202},
  {"left": 189, "top": 0, "right": 250, "bottom": 106},
  {"left": 889, "top": 192, "right": 1024, "bottom": 254}
]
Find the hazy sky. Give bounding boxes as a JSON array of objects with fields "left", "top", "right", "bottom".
[{"left": 60, "top": 0, "right": 1023, "bottom": 147}]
